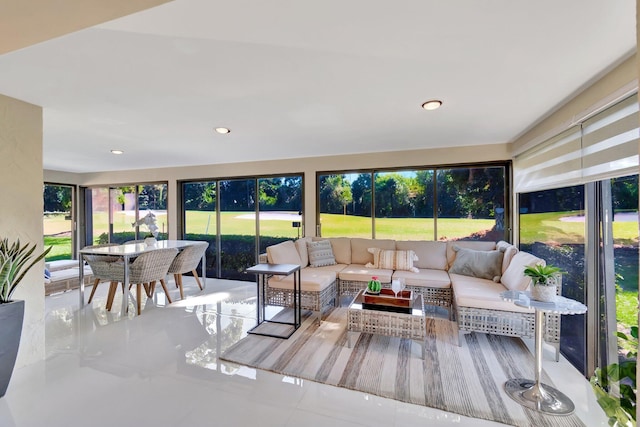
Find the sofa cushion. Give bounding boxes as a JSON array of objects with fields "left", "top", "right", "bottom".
[
  {"left": 366, "top": 248, "right": 419, "bottom": 272},
  {"left": 338, "top": 265, "right": 393, "bottom": 283},
  {"left": 45, "top": 259, "right": 81, "bottom": 272},
  {"left": 268, "top": 269, "right": 336, "bottom": 292},
  {"left": 446, "top": 240, "right": 496, "bottom": 269},
  {"left": 448, "top": 246, "right": 502, "bottom": 281},
  {"left": 310, "top": 263, "right": 349, "bottom": 274},
  {"left": 501, "top": 251, "right": 545, "bottom": 291},
  {"left": 451, "top": 273, "right": 533, "bottom": 314},
  {"left": 396, "top": 241, "right": 447, "bottom": 270},
  {"left": 392, "top": 269, "right": 451, "bottom": 289},
  {"left": 295, "top": 237, "right": 312, "bottom": 268},
  {"left": 328, "top": 237, "right": 352, "bottom": 265},
  {"left": 307, "top": 240, "right": 337, "bottom": 267},
  {"left": 350, "top": 238, "right": 395, "bottom": 265},
  {"left": 266, "top": 240, "right": 301, "bottom": 266}
]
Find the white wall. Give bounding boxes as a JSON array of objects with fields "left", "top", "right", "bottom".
[
  {"left": 0, "top": 93, "right": 45, "bottom": 367},
  {"left": 510, "top": 54, "right": 637, "bottom": 155}
]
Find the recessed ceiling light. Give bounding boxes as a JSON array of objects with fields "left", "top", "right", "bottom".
[
  {"left": 421, "top": 100, "right": 443, "bottom": 110},
  {"left": 214, "top": 127, "right": 231, "bottom": 134},
  {"left": 111, "top": 149, "right": 124, "bottom": 155}
]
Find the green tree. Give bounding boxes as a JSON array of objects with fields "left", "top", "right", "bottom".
[
  {"left": 374, "top": 173, "right": 413, "bottom": 217},
  {"left": 350, "top": 173, "right": 372, "bottom": 216},
  {"left": 320, "top": 175, "right": 352, "bottom": 214},
  {"left": 43, "top": 185, "right": 72, "bottom": 213}
]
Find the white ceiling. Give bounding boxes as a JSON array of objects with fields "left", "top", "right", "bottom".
[{"left": 0, "top": 0, "right": 635, "bottom": 173}]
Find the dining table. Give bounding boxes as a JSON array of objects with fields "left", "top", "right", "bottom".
[{"left": 78, "top": 240, "right": 208, "bottom": 311}]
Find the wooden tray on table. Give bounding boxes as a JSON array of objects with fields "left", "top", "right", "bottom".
[{"left": 363, "top": 288, "right": 414, "bottom": 314}]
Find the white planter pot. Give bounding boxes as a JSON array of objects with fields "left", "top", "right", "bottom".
[
  {"left": 144, "top": 237, "right": 157, "bottom": 246},
  {"left": 531, "top": 283, "right": 556, "bottom": 303}
]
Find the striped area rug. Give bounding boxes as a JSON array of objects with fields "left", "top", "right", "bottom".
[{"left": 220, "top": 308, "right": 585, "bottom": 427}]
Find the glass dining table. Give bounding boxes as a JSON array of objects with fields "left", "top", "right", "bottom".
[{"left": 78, "top": 240, "right": 208, "bottom": 311}]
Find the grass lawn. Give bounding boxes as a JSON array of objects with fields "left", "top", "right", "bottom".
[{"left": 520, "top": 211, "right": 639, "bottom": 246}]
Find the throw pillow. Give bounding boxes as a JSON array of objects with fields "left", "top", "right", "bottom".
[
  {"left": 366, "top": 248, "right": 419, "bottom": 273},
  {"left": 449, "top": 246, "right": 503, "bottom": 282},
  {"left": 266, "top": 240, "right": 301, "bottom": 265},
  {"left": 307, "top": 240, "right": 337, "bottom": 267},
  {"left": 501, "top": 251, "right": 545, "bottom": 291}
]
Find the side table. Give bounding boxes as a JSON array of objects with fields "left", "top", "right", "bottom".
[
  {"left": 245, "top": 263, "right": 301, "bottom": 339},
  {"left": 501, "top": 290, "right": 587, "bottom": 415}
]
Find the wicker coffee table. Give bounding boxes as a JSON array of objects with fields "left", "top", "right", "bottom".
[{"left": 347, "top": 289, "right": 426, "bottom": 359}]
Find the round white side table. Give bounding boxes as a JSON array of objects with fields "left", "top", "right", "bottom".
[{"left": 501, "top": 290, "right": 587, "bottom": 415}]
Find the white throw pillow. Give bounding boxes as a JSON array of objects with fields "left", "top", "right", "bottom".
[
  {"left": 295, "top": 237, "right": 312, "bottom": 268},
  {"left": 307, "top": 240, "right": 337, "bottom": 267},
  {"left": 266, "top": 240, "right": 301, "bottom": 265},
  {"left": 501, "top": 251, "right": 545, "bottom": 291}
]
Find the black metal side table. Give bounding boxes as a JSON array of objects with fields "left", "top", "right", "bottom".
[{"left": 245, "top": 263, "right": 301, "bottom": 339}]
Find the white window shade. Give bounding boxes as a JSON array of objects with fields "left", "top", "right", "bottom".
[
  {"left": 514, "top": 94, "right": 639, "bottom": 193},
  {"left": 581, "top": 95, "right": 639, "bottom": 183},
  {"left": 514, "top": 126, "right": 582, "bottom": 193}
]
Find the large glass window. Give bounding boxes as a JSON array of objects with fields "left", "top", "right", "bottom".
[
  {"left": 437, "top": 167, "right": 506, "bottom": 241},
  {"left": 610, "top": 175, "right": 638, "bottom": 360},
  {"left": 258, "top": 176, "right": 302, "bottom": 253},
  {"left": 219, "top": 179, "right": 256, "bottom": 280},
  {"left": 519, "top": 185, "right": 586, "bottom": 373},
  {"left": 183, "top": 181, "right": 217, "bottom": 278},
  {"left": 318, "top": 164, "right": 507, "bottom": 241},
  {"left": 43, "top": 184, "right": 74, "bottom": 261},
  {"left": 319, "top": 173, "right": 371, "bottom": 238},
  {"left": 374, "top": 170, "right": 434, "bottom": 240},
  {"left": 83, "top": 183, "right": 167, "bottom": 245}
]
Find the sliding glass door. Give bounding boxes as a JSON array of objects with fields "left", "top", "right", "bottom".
[
  {"left": 519, "top": 185, "right": 587, "bottom": 373},
  {"left": 181, "top": 175, "right": 303, "bottom": 280},
  {"left": 82, "top": 183, "right": 168, "bottom": 246}
]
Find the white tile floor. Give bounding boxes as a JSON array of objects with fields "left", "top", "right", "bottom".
[{"left": 0, "top": 277, "right": 607, "bottom": 427}]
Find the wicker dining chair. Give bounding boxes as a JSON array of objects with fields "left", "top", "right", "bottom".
[
  {"left": 167, "top": 242, "right": 208, "bottom": 300},
  {"left": 82, "top": 243, "right": 122, "bottom": 306},
  {"left": 107, "top": 248, "right": 179, "bottom": 315}
]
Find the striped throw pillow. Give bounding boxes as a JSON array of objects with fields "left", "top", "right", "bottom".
[
  {"left": 307, "top": 240, "right": 337, "bottom": 267},
  {"left": 366, "top": 248, "right": 419, "bottom": 272}
]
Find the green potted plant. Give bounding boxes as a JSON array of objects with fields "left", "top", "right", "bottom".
[
  {"left": 523, "top": 264, "right": 564, "bottom": 302},
  {"left": 0, "top": 237, "right": 51, "bottom": 398},
  {"left": 590, "top": 326, "right": 637, "bottom": 427}
]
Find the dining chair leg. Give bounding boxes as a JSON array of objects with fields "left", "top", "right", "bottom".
[
  {"left": 159, "top": 279, "right": 173, "bottom": 304},
  {"left": 87, "top": 278, "right": 101, "bottom": 304},
  {"left": 136, "top": 283, "right": 142, "bottom": 315},
  {"left": 149, "top": 281, "right": 157, "bottom": 295},
  {"left": 175, "top": 274, "right": 180, "bottom": 288},
  {"left": 143, "top": 283, "right": 152, "bottom": 298},
  {"left": 176, "top": 274, "right": 185, "bottom": 300},
  {"left": 106, "top": 281, "right": 118, "bottom": 311},
  {"left": 192, "top": 270, "right": 204, "bottom": 290}
]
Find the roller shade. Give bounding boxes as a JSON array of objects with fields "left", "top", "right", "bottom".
[
  {"left": 581, "top": 95, "right": 639, "bottom": 182},
  {"left": 514, "top": 94, "right": 639, "bottom": 193}
]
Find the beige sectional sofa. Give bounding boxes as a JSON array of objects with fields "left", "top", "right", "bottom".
[{"left": 263, "top": 237, "right": 561, "bottom": 359}]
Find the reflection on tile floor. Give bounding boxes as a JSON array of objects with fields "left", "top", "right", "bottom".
[{"left": 0, "top": 277, "right": 607, "bottom": 426}]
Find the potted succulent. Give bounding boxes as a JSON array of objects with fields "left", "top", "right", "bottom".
[
  {"left": 367, "top": 276, "right": 381, "bottom": 294},
  {"left": 0, "top": 237, "right": 51, "bottom": 398},
  {"left": 523, "top": 264, "right": 564, "bottom": 302}
]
